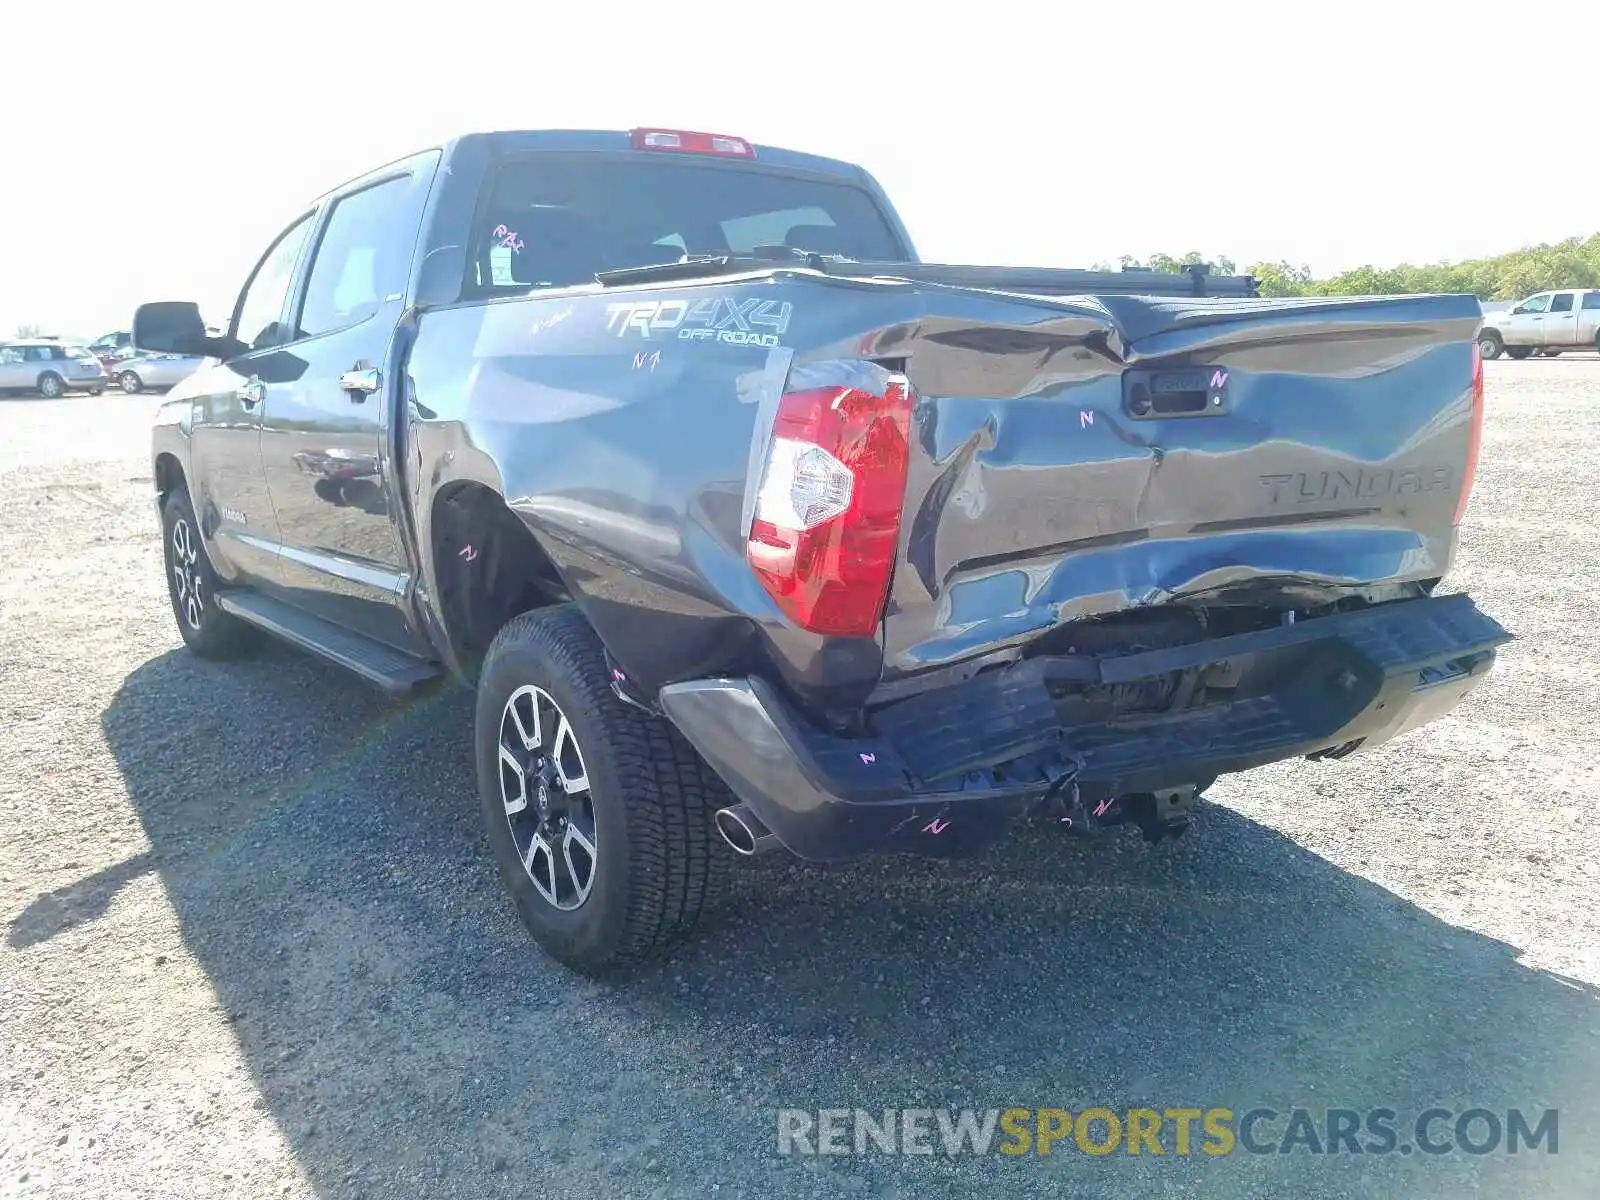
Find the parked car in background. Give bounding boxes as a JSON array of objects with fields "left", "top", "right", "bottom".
[
  {"left": 0, "top": 341, "right": 106, "bottom": 397},
  {"left": 110, "top": 349, "right": 205, "bottom": 394},
  {"left": 89, "top": 331, "right": 135, "bottom": 377},
  {"left": 89, "top": 331, "right": 132, "bottom": 355},
  {"left": 1477, "top": 289, "right": 1600, "bottom": 358}
]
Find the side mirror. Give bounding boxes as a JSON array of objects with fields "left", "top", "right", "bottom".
[{"left": 133, "top": 301, "right": 245, "bottom": 360}]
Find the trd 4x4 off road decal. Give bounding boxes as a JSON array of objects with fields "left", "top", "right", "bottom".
[{"left": 604, "top": 297, "right": 793, "bottom": 348}]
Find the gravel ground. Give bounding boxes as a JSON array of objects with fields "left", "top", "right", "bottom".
[{"left": 2, "top": 360, "right": 1598, "bottom": 1199}]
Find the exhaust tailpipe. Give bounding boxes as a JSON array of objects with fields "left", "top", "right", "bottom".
[{"left": 714, "top": 804, "right": 778, "bottom": 857}]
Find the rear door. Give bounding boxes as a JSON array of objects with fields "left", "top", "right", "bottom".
[
  {"left": 1579, "top": 290, "right": 1600, "bottom": 346},
  {"left": 23, "top": 345, "right": 59, "bottom": 390},
  {"left": 1544, "top": 290, "right": 1578, "bottom": 345},
  {"left": 257, "top": 152, "right": 439, "bottom": 650}
]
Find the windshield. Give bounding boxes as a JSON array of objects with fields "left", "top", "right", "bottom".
[{"left": 467, "top": 156, "right": 907, "bottom": 295}]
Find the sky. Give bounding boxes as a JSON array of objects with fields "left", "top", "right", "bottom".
[{"left": 3, "top": 0, "right": 1597, "bottom": 339}]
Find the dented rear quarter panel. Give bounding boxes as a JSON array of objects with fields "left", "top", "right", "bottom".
[{"left": 405, "top": 274, "right": 1484, "bottom": 716}]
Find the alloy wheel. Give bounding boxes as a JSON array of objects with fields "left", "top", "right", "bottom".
[
  {"left": 497, "top": 685, "right": 598, "bottom": 910},
  {"left": 170, "top": 516, "right": 204, "bottom": 632}
]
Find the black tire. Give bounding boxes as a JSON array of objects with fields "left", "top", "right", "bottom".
[
  {"left": 36, "top": 372, "right": 65, "bottom": 399},
  {"left": 118, "top": 371, "right": 143, "bottom": 394},
  {"left": 87, "top": 387, "right": 104, "bottom": 396},
  {"left": 1477, "top": 330, "right": 1504, "bottom": 360},
  {"left": 475, "top": 605, "right": 730, "bottom": 974},
  {"left": 1505, "top": 346, "right": 1533, "bottom": 360},
  {"left": 161, "top": 487, "right": 260, "bottom": 659}
]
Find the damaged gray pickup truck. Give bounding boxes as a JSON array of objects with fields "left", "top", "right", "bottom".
[{"left": 134, "top": 126, "right": 1511, "bottom": 974}]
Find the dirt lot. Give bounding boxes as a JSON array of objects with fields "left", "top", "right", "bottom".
[{"left": 2, "top": 359, "right": 1598, "bottom": 1199}]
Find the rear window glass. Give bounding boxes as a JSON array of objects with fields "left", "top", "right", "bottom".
[{"left": 468, "top": 156, "right": 906, "bottom": 295}]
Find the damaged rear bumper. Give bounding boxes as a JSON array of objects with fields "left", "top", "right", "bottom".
[{"left": 659, "top": 593, "right": 1512, "bottom": 862}]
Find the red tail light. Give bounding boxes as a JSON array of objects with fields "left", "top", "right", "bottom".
[
  {"left": 630, "top": 127, "right": 755, "bottom": 158},
  {"left": 1454, "top": 343, "right": 1485, "bottom": 526},
  {"left": 746, "top": 377, "right": 913, "bottom": 637}
]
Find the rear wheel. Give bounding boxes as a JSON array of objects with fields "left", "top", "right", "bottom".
[
  {"left": 161, "top": 487, "right": 259, "bottom": 659},
  {"left": 475, "top": 605, "right": 730, "bottom": 975},
  {"left": 118, "top": 371, "right": 143, "bottom": 394},
  {"left": 36, "top": 372, "right": 64, "bottom": 399},
  {"left": 1476, "top": 330, "right": 1503, "bottom": 360}
]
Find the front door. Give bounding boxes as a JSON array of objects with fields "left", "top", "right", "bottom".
[
  {"left": 185, "top": 212, "right": 317, "bottom": 587},
  {"left": 0, "top": 345, "right": 29, "bottom": 391},
  {"left": 1504, "top": 292, "right": 1551, "bottom": 346},
  {"left": 256, "top": 156, "right": 439, "bottom": 651}
]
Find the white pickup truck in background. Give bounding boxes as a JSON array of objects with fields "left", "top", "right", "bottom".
[{"left": 1478, "top": 288, "right": 1600, "bottom": 358}]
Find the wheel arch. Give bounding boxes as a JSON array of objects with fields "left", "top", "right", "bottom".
[
  {"left": 427, "top": 479, "right": 575, "bottom": 678},
  {"left": 153, "top": 451, "right": 186, "bottom": 504}
]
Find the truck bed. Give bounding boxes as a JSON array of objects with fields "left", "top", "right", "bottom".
[{"left": 412, "top": 266, "right": 1485, "bottom": 724}]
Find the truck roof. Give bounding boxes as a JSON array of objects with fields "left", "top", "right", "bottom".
[
  {"left": 469, "top": 128, "right": 869, "bottom": 179},
  {"left": 315, "top": 128, "right": 873, "bottom": 208}
]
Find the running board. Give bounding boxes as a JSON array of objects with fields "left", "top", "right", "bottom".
[{"left": 214, "top": 591, "right": 444, "bottom": 694}]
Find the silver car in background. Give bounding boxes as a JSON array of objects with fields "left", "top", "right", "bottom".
[
  {"left": 0, "top": 341, "right": 107, "bottom": 397},
  {"left": 110, "top": 350, "right": 206, "bottom": 394}
]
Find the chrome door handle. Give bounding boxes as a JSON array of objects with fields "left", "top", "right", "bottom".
[
  {"left": 339, "top": 367, "right": 381, "bottom": 399},
  {"left": 236, "top": 378, "right": 265, "bottom": 408}
]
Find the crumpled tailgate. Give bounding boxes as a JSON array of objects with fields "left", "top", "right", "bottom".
[{"left": 863, "top": 288, "right": 1485, "bottom": 682}]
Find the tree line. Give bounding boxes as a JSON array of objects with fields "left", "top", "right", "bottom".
[{"left": 1106, "top": 236, "right": 1600, "bottom": 300}]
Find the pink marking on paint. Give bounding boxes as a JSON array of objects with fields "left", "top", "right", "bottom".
[
  {"left": 1093, "top": 796, "right": 1114, "bottom": 818},
  {"left": 1210, "top": 369, "right": 1228, "bottom": 389},
  {"left": 1080, "top": 410, "right": 1094, "bottom": 428},
  {"left": 924, "top": 817, "right": 950, "bottom": 835},
  {"left": 458, "top": 544, "right": 477, "bottom": 563},
  {"left": 859, "top": 752, "right": 876, "bottom": 765}
]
